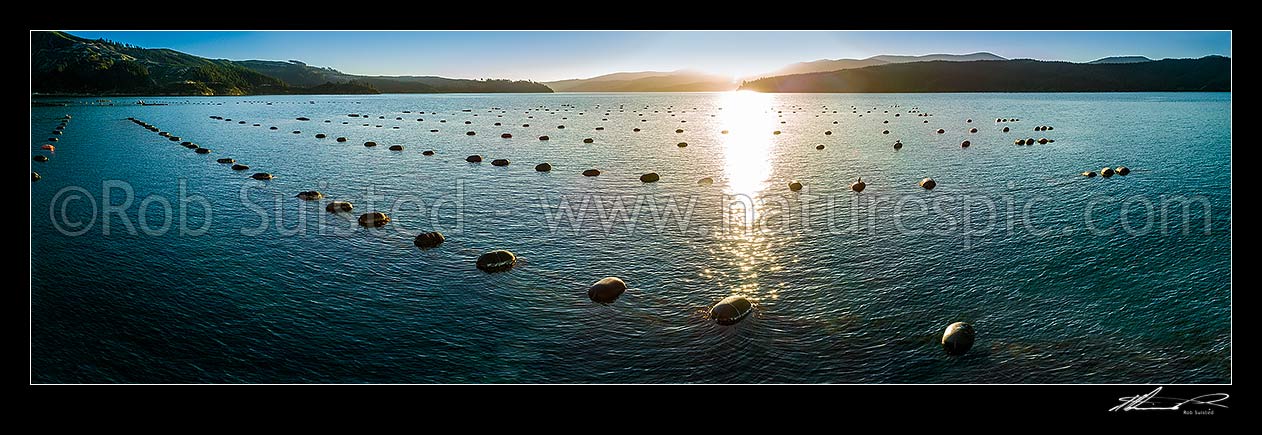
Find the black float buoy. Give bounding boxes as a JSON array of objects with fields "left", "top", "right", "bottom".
[
  {"left": 414, "top": 231, "right": 445, "bottom": 249},
  {"left": 296, "top": 191, "right": 323, "bottom": 201},
  {"left": 710, "top": 295, "right": 753, "bottom": 325},
  {"left": 325, "top": 201, "right": 353, "bottom": 213},
  {"left": 476, "top": 250, "right": 516, "bottom": 273},
  {"left": 942, "top": 322, "right": 976, "bottom": 356},
  {"left": 358, "top": 212, "right": 390, "bottom": 227},
  {"left": 587, "top": 277, "right": 627, "bottom": 303},
  {"left": 850, "top": 177, "right": 866, "bottom": 192}
]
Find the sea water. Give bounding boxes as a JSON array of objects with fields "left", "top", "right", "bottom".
[{"left": 30, "top": 92, "right": 1231, "bottom": 383}]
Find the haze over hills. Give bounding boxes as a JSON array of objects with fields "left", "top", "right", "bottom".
[
  {"left": 739, "top": 56, "right": 1231, "bottom": 93},
  {"left": 544, "top": 70, "right": 736, "bottom": 92},
  {"left": 31, "top": 31, "right": 1230, "bottom": 95},
  {"left": 868, "top": 53, "right": 1008, "bottom": 63},
  {"left": 548, "top": 52, "right": 1012, "bottom": 92},
  {"left": 766, "top": 52, "right": 1007, "bottom": 77},
  {"left": 1088, "top": 56, "right": 1155, "bottom": 64}
]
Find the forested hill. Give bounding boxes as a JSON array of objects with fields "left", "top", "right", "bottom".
[
  {"left": 234, "top": 60, "right": 552, "bottom": 93},
  {"left": 32, "top": 31, "right": 285, "bottom": 95},
  {"left": 739, "top": 56, "right": 1231, "bottom": 93},
  {"left": 32, "top": 31, "right": 552, "bottom": 95}
]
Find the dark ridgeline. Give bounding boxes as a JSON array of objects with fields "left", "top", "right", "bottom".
[
  {"left": 236, "top": 60, "right": 553, "bottom": 93},
  {"left": 31, "top": 31, "right": 552, "bottom": 96},
  {"left": 288, "top": 81, "right": 380, "bottom": 95},
  {"left": 739, "top": 57, "right": 1231, "bottom": 93},
  {"left": 1087, "top": 56, "right": 1155, "bottom": 64},
  {"left": 543, "top": 70, "right": 738, "bottom": 92},
  {"left": 32, "top": 31, "right": 282, "bottom": 95}
]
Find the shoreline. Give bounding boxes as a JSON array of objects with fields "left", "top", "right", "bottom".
[{"left": 32, "top": 89, "right": 1234, "bottom": 100}]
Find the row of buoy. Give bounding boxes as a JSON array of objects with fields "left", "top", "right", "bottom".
[
  {"left": 131, "top": 117, "right": 276, "bottom": 184},
  {"left": 206, "top": 115, "right": 543, "bottom": 285},
  {"left": 586, "top": 272, "right": 970, "bottom": 351},
  {"left": 789, "top": 177, "right": 927, "bottom": 192},
  {"left": 198, "top": 106, "right": 1066, "bottom": 200},
  {"left": 32, "top": 115, "right": 71, "bottom": 176},
  {"left": 1082, "top": 166, "right": 1130, "bottom": 177},
  {"left": 579, "top": 274, "right": 754, "bottom": 326},
  {"left": 222, "top": 105, "right": 1050, "bottom": 153},
  {"left": 188, "top": 106, "right": 1036, "bottom": 341},
  {"left": 1014, "top": 137, "right": 1054, "bottom": 145},
  {"left": 136, "top": 116, "right": 360, "bottom": 261}
]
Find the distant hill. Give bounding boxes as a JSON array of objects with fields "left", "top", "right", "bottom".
[
  {"left": 869, "top": 52, "right": 1007, "bottom": 64},
  {"left": 548, "top": 53, "right": 1012, "bottom": 91},
  {"left": 758, "top": 52, "right": 1006, "bottom": 78},
  {"left": 762, "top": 58, "right": 889, "bottom": 78},
  {"left": 233, "top": 59, "right": 552, "bottom": 93},
  {"left": 349, "top": 76, "right": 550, "bottom": 93},
  {"left": 285, "top": 81, "right": 381, "bottom": 95},
  {"left": 32, "top": 31, "right": 552, "bottom": 95},
  {"left": 1089, "top": 56, "right": 1154, "bottom": 64},
  {"left": 548, "top": 70, "right": 691, "bottom": 87},
  {"left": 739, "top": 56, "right": 1231, "bottom": 93},
  {"left": 544, "top": 70, "right": 736, "bottom": 92},
  {"left": 32, "top": 31, "right": 285, "bottom": 95},
  {"left": 232, "top": 60, "right": 350, "bottom": 87}
]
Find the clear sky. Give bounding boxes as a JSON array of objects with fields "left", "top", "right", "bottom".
[{"left": 64, "top": 31, "right": 1231, "bottom": 82}]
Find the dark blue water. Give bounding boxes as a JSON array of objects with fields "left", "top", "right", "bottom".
[{"left": 31, "top": 92, "right": 1231, "bottom": 383}]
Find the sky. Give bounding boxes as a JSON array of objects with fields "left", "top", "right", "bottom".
[{"left": 64, "top": 31, "right": 1231, "bottom": 82}]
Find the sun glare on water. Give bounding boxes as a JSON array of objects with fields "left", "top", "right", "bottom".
[
  {"left": 710, "top": 90, "right": 782, "bottom": 303},
  {"left": 718, "top": 90, "right": 775, "bottom": 199}
]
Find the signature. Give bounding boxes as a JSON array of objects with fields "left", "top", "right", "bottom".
[{"left": 1109, "top": 387, "right": 1229, "bottom": 412}]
